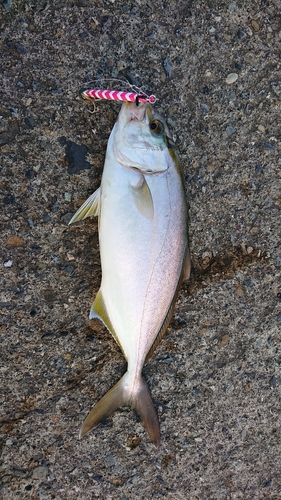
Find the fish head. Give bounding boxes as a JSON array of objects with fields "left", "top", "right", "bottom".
[{"left": 113, "top": 102, "right": 177, "bottom": 174}]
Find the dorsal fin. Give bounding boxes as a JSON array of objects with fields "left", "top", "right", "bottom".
[
  {"left": 69, "top": 187, "right": 101, "bottom": 224},
  {"left": 90, "top": 289, "right": 126, "bottom": 358}
]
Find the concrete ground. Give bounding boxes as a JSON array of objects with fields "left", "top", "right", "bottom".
[{"left": 1, "top": 1, "right": 280, "bottom": 498}]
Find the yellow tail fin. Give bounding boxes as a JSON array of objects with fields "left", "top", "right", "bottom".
[{"left": 80, "top": 372, "right": 160, "bottom": 445}]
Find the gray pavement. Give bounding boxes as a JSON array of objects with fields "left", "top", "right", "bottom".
[{"left": 1, "top": 1, "right": 280, "bottom": 498}]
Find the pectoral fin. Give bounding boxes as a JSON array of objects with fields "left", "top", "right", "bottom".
[
  {"left": 90, "top": 289, "right": 125, "bottom": 356},
  {"left": 131, "top": 175, "right": 154, "bottom": 221},
  {"left": 69, "top": 187, "right": 101, "bottom": 224}
]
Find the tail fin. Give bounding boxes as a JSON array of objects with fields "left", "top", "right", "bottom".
[{"left": 80, "top": 372, "right": 160, "bottom": 445}]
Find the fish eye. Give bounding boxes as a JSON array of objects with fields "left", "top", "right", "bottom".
[{"left": 149, "top": 119, "right": 164, "bottom": 135}]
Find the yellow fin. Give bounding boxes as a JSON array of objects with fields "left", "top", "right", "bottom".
[
  {"left": 80, "top": 373, "right": 160, "bottom": 445},
  {"left": 69, "top": 187, "right": 100, "bottom": 224},
  {"left": 131, "top": 176, "right": 154, "bottom": 221},
  {"left": 90, "top": 289, "right": 125, "bottom": 356}
]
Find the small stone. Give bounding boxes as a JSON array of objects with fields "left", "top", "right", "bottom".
[
  {"left": 32, "top": 466, "right": 48, "bottom": 480},
  {"left": 64, "top": 192, "right": 72, "bottom": 202},
  {"left": 200, "top": 103, "right": 210, "bottom": 113},
  {"left": 25, "top": 117, "right": 35, "bottom": 128},
  {"left": 42, "top": 213, "right": 52, "bottom": 222},
  {"left": 235, "top": 285, "right": 245, "bottom": 297},
  {"left": 237, "top": 29, "right": 246, "bottom": 40},
  {"left": 26, "top": 169, "right": 35, "bottom": 179},
  {"left": 163, "top": 58, "right": 173, "bottom": 78},
  {"left": 247, "top": 246, "right": 253, "bottom": 254},
  {"left": 61, "top": 212, "right": 73, "bottom": 224},
  {"left": 226, "top": 125, "right": 237, "bottom": 137},
  {"left": 264, "top": 142, "right": 275, "bottom": 151},
  {"left": 4, "top": 260, "right": 13, "bottom": 268},
  {"left": 251, "top": 20, "right": 260, "bottom": 32},
  {"left": 220, "top": 334, "right": 230, "bottom": 347},
  {"left": 117, "top": 60, "right": 127, "bottom": 71},
  {"left": 15, "top": 42, "right": 28, "bottom": 54},
  {"left": 64, "top": 265, "right": 75, "bottom": 274},
  {"left": 226, "top": 73, "right": 238, "bottom": 84},
  {"left": 258, "top": 125, "right": 265, "bottom": 132},
  {"left": 25, "top": 98, "right": 32, "bottom": 106},
  {"left": 7, "top": 235, "right": 24, "bottom": 247}
]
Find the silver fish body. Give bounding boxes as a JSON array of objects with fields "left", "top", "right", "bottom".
[{"left": 70, "top": 101, "right": 190, "bottom": 443}]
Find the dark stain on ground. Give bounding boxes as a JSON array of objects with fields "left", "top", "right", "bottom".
[{"left": 184, "top": 245, "right": 266, "bottom": 295}]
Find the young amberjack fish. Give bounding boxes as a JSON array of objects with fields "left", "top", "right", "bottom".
[{"left": 69, "top": 101, "right": 190, "bottom": 444}]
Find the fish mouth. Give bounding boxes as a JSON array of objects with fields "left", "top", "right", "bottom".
[{"left": 121, "top": 101, "right": 152, "bottom": 125}]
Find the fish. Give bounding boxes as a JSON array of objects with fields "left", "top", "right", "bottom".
[{"left": 69, "top": 100, "right": 190, "bottom": 444}]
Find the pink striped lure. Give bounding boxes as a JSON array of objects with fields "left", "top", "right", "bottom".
[{"left": 82, "top": 89, "right": 156, "bottom": 105}]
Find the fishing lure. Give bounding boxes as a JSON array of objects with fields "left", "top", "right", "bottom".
[{"left": 82, "top": 88, "right": 157, "bottom": 106}]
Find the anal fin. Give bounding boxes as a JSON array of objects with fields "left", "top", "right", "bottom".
[{"left": 90, "top": 289, "right": 125, "bottom": 356}]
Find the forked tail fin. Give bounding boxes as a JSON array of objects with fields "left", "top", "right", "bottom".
[{"left": 80, "top": 372, "right": 160, "bottom": 445}]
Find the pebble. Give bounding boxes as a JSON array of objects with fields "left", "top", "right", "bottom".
[
  {"left": 163, "top": 58, "right": 173, "bottom": 78},
  {"left": 237, "top": 29, "right": 246, "bottom": 40},
  {"left": 42, "top": 213, "right": 52, "bottom": 222},
  {"left": 264, "top": 142, "right": 275, "bottom": 151},
  {"left": 251, "top": 20, "right": 260, "bottom": 32},
  {"left": 117, "top": 60, "right": 127, "bottom": 71},
  {"left": 61, "top": 212, "right": 73, "bottom": 224},
  {"left": 226, "top": 125, "right": 236, "bottom": 137},
  {"left": 15, "top": 42, "right": 28, "bottom": 54},
  {"left": 7, "top": 235, "right": 24, "bottom": 247},
  {"left": 247, "top": 246, "right": 253, "bottom": 254},
  {"left": 4, "top": 260, "right": 13, "bottom": 267},
  {"left": 64, "top": 192, "right": 72, "bottom": 202},
  {"left": 26, "top": 169, "right": 35, "bottom": 179},
  {"left": 32, "top": 465, "right": 48, "bottom": 479},
  {"left": 226, "top": 73, "right": 238, "bottom": 84},
  {"left": 235, "top": 285, "right": 245, "bottom": 297},
  {"left": 25, "top": 117, "right": 35, "bottom": 128},
  {"left": 220, "top": 335, "right": 230, "bottom": 347},
  {"left": 258, "top": 125, "right": 265, "bottom": 132}
]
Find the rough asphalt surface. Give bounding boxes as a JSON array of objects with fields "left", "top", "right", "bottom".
[{"left": 1, "top": 1, "right": 281, "bottom": 498}]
